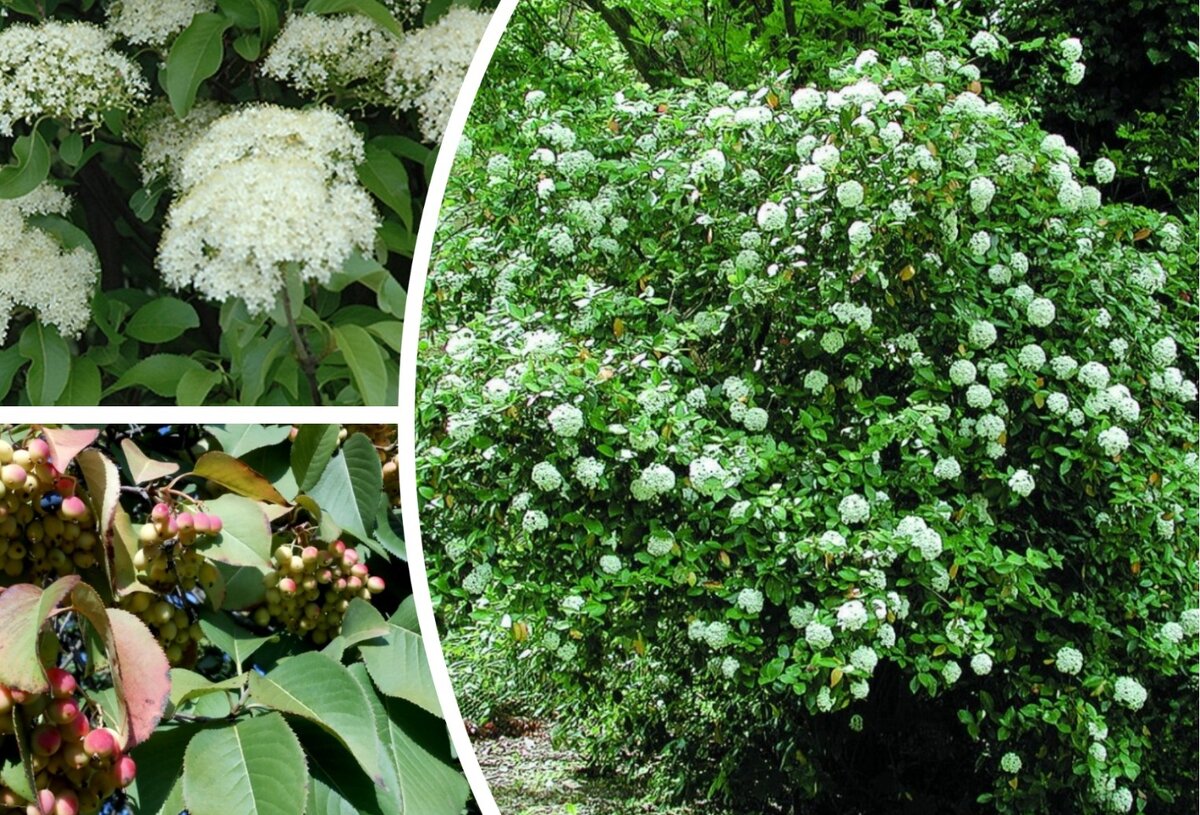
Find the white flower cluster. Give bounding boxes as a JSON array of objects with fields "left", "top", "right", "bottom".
[
  {"left": 1097, "top": 426, "right": 1129, "bottom": 457},
  {"left": 599, "top": 554, "right": 622, "bottom": 575},
  {"left": 107, "top": 0, "right": 215, "bottom": 47},
  {"left": 0, "top": 21, "right": 147, "bottom": 136},
  {"left": 968, "top": 176, "right": 995, "bottom": 212},
  {"left": 462, "top": 562, "right": 492, "bottom": 594},
  {"left": 756, "top": 201, "right": 787, "bottom": 230},
  {"left": 631, "top": 463, "right": 676, "bottom": 501},
  {"left": 1000, "top": 752, "right": 1022, "bottom": 774},
  {"left": 1027, "top": 297, "right": 1056, "bottom": 327},
  {"left": 970, "top": 30, "right": 1000, "bottom": 57},
  {"left": 1112, "top": 676, "right": 1147, "bottom": 711},
  {"left": 1180, "top": 608, "right": 1200, "bottom": 637},
  {"left": 522, "top": 509, "right": 548, "bottom": 532},
  {"left": 736, "top": 588, "right": 764, "bottom": 614},
  {"left": 0, "top": 185, "right": 99, "bottom": 341},
  {"left": 895, "top": 515, "right": 942, "bottom": 560},
  {"left": 942, "top": 661, "right": 962, "bottom": 684},
  {"left": 838, "top": 493, "right": 870, "bottom": 525},
  {"left": 263, "top": 13, "right": 397, "bottom": 101},
  {"left": 970, "top": 653, "right": 993, "bottom": 675},
  {"left": 1008, "top": 468, "right": 1035, "bottom": 497},
  {"left": 647, "top": 530, "right": 674, "bottom": 557},
  {"left": 837, "top": 600, "right": 868, "bottom": 631},
  {"left": 158, "top": 105, "right": 379, "bottom": 314},
  {"left": 384, "top": 8, "right": 492, "bottom": 142},
  {"left": 548, "top": 403, "right": 584, "bottom": 437},
  {"left": 933, "top": 456, "right": 961, "bottom": 480},
  {"left": 849, "top": 645, "right": 878, "bottom": 674},
  {"left": 967, "top": 320, "right": 997, "bottom": 349},
  {"left": 689, "top": 456, "right": 727, "bottom": 495},
  {"left": 573, "top": 456, "right": 604, "bottom": 489},
  {"left": 531, "top": 461, "right": 563, "bottom": 491},
  {"left": 805, "top": 621, "right": 834, "bottom": 649}
]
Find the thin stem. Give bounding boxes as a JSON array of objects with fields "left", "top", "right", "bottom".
[{"left": 281, "top": 285, "right": 323, "bottom": 406}]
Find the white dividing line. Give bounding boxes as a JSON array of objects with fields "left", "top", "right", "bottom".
[{"left": 398, "top": 3, "right": 520, "bottom": 814}]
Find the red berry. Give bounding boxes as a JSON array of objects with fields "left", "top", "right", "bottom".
[
  {"left": 60, "top": 713, "right": 90, "bottom": 742},
  {"left": 54, "top": 790, "right": 79, "bottom": 815},
  {"left": 46, "top": 699, "right": 79, "bottom": 725},
  {"left": 25, "top": 789, "right": 55, "bottom": 815},
  {"left": 112, "top": 755, "right": 137, "bottom": 788},
  {"left": 83, "top": 728, "right": 118, "bottom": 760},
  {"left": 31, "top": 725, "right": 62, "bottom": 756},
  {"left": 45, "top": 668, "right": 77, "bottom": 699}
]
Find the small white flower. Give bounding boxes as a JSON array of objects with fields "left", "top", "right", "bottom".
[
  {"left": 736, "top": 588, "right": 764, "bottom": 614},
  {"left": 837, "top": 600, "right": 868, "bottom": 631},
  {"left": 548, "top": 403, "right": 585, "bottom": 437},
  {"left": 970, "top": 653, "right": 993, "bottom": 675},
  {"left": 1060, "top": 37, "right": 1084, "bottom": 62},
  {"left": 933, "top": 457, "right": 961, "bottom": 480},
  {"left": 811, "top": 144, "right": 841, "bottom": 170},
  {"left": 1097, "top": 426, "right": 1130, "bottom": 457},
  {"left": 970, "top": 30, "right": 1000, "bottom": 57},
  {"left": 805, "top": 621, "right": 834, "bottom": 649},
  {"left": 1064, "top": 61, "right": 1086, "bottom": 85}
]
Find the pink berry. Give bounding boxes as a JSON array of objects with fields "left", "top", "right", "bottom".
[
  {"left": 59, "top": 495, "right": 89, "bottom": 521},
  {"left": 25, "top": 438, "right": 50, "bottom": 463},
  {"left": 112, "top": 755, "right": 137, "bottom": 788},
  {"left": 278, "top": 577, "right": 298, "bottom": 594},
  {"left": 207, "top": 514, "right": 222, "bottom": 534},
  {"left": 46, "top": 699, "right": 79, "bottom": 725},
  {"left": 150, "top": 503, "right": 171, "bottom": 523},
  {"left": 54, "top": 791, "right": 79, "bottom": 815},
  {"left": 366, "top": 576, "right": 385, "bottom": 594},
  {"left": 175, "top": 512, "right": 194, "bottom": 532},
  {"left": 83, "top": 727, "right": 118, "bottom": 760},
  {"left": 26, "top": 789, "right": 55, "bottom": 815},
  {"left": 192, "top": 513, "right": 211, "bottom": 534},
  {"left": 31, "top": 725, "right": 62, "bottom": 756},
  {"left": 1, "top": 464, "right": 27, "bottom": 488},
  {"left": 45, "top": 667, "right": 76, "bottom": 699}
]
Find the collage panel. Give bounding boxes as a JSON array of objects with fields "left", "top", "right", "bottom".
[
  {"left": 413, "top": 2, "right": 1198, "bottom": 814},
  {"left": 0, "top": 423, "right": 472, "bottom": 814},
  {"left": 0, "top": 0, "right": 499, "bottom": 407}
]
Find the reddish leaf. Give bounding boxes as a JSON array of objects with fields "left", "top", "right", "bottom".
[
  {"left": 105, "top": 608, "right": 171, "bottom": 748},
  {"left": 119, "top": 438, "right": 179, "bottom": 484},
  {"left": 191, "top": 451, "right": 288, "bottom": 505},
  {"left": 0, "top": 577, "right": 80, "bottom": 693},
  {"left": 41, "top": 428, "right": 99, "bottom": 473},
  {"left": 77, "top": 449, "right": 120, "bottom": 591}
]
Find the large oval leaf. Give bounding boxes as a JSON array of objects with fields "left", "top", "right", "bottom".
[
  {"left": 308, "top": 432, "right": 382, "bottom": 543},
  {"left": 165, "top": 13, "right": 233, "bottom": 117},
  {"left": 193, "top": 451, "right": 288, "bottom": 504},
  {"left": 248, "top": 652, "right": 384, "bottom": 787},
  {"left": 182, "top": 713, "right": 308, "bottom": 815}
]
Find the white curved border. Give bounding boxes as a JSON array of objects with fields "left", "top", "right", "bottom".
[{"left": 398, "top": 3, "right": 520, "bottom": 814}]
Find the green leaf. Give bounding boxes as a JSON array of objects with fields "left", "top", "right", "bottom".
[
  {"left": 308, "top": 432, "right": 383, "bottom": 543},
  {"left": 372, "top": 503, "right": 405, "bottom": 560},
  {"left": 0, "top": 130, "right": 51, "bottom": 199},
  {"left": 205, "top": 424, "right": 293, "bottom": 457},
  {"left": 59, "top": 132, "right": 84, "bottom": 167},
  {"left": 358, "top": 145, "right": 413, "bottom": 229},
  {"left": 303, "top": 0, "right": 403, "bottom": 37},
  {"left": 298, "top": 719, "right": 394, "bottom": 815},
  {"left": 182, "top": 713, "right": 308, "bottom": 815},
  {"left": 350, "top": 664, "right": 469, "bottom": 813},
  {"left": 232, "top": 32, "right": 261, "bottom": 60},
  {"left": 0, "top": 346, "right": 24, "bottom": 401},
  {"left": 213, "top": 560, "right": 269, "bottom": 610},
  {"left": 17, "top": 321, "right": 70, "bottom": 405},
  {"left": 198, "top": 610, "right": 271, "bottom": 669},
  {"left": 202, "top": 494, "right": 275, "bottom": 567},
  {"left": 125, "top": 297, "right": 201, "bottom": 344},
  {"left": 177, "top": 367, "right": 223, "bottom": 405},
  {"left": 128, "top": 723, "right": 205, "bottom": 815},
  {"left": 59, "top": 355, "right": 101, "bottom": 405},
  {"left": 333, "top": 324, "right": 389, "bottom": 405},
  {"left": 291, "top": 424, "right": 341, "bottom": 493},
  {"left": 248, "top": 652, "right": 385, "bottom": 786},
  {"left": 105, "top": 354, "right": 206, "bottom": 398},
  {"left": 193, "top": 450, "right": 289, "bottom": 504},
  {"left": 165, "top": 13, "right": 233, "bottom": 117},
  {"left": 357, "top": 614, "right": 441, "bottom": 717}
]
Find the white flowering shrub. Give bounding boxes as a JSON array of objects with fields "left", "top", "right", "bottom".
[
  {"left": 419, "top": 6, "right": 1198, "bottom": 813},
  {"left": 0, "top": 0, "right": 492, "bottom": 405}
]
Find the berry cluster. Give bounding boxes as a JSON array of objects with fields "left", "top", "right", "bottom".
[
  {"left": 0, "top": 669, "right": 136, "bottom": 815},
  {"left": 120, "top": 502, "right": 221, "bottom": 664},
  {"left": 257, "top": 540, "right": 385, "bottom": 645},
  {"left": 0, "top": 438, "right": 99, "bottom": 581}
]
